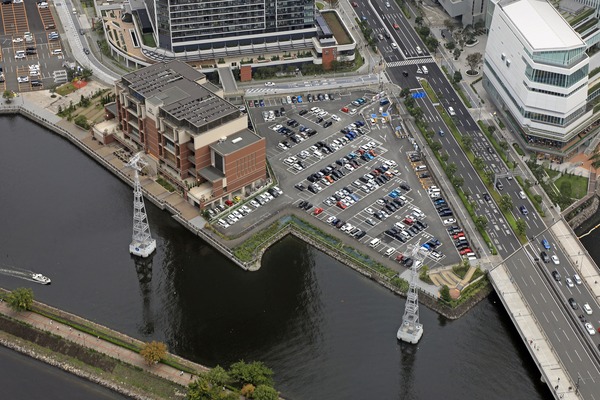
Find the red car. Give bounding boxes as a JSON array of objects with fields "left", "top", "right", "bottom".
[
  {"left": 225, "top": 199, "right": 234, "bottom": 206},
  {"left": 393, "top": 23, "right": 400, "bottom": 30},
  {"left": 369, "top": 149, "right": 378, "bottom": 156},
  {"left": 352, "top": 1, "right": 358, "bottom": 7},
  {"left": 403, "top": 218, "right": 413, "bottom": 225},
  {"left": 314, "top": 208, "right": 324, "bottom": 215},
  {"left": 395, "top": 254, "right": 404, "bottom": 262},
  {"left": 337, "top": 201, "right": 347, "bottom": 210},
  {"left": 459, "top": 248, "right": 473, "bottom": 255},
  {"left": 453, "top": 232, "right": 465, "bottom": 239}
]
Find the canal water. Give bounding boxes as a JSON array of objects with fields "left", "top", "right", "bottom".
[{"left": 0, "top": 116, "right": 551, "bottom": 399}]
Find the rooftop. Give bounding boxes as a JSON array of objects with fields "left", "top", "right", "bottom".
[
  {"left": 122, "top": 61, "right": 239, "bottom": 130},
  {"left": 210, "top": 129, "right": 263, "bottom": 156},
  {"left": 502, "top": 0, "right": 584, "bottom": 50}
]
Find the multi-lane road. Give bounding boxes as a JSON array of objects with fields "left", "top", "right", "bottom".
[{"left": 350, "top": 0, "right": 600, "bottom": 395}]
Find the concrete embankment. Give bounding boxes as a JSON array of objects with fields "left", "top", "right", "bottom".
[{"left": 0, "top": 292, "right": 208, "bottom": 400}]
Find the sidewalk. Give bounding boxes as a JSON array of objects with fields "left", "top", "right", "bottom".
[{"left": 0, "top": 300, "right": 200, "bottom": 387}]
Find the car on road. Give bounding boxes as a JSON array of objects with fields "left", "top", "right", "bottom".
[
  {"left": 584, "top": 322, "right": 596, "bottom": 335},
  {"left": 573, "top": 274, "right": 582, "bottom": 285},
  {"left": 551, "top": 254, "right": 560, "bottom": 264},
  {"left": 265, "top": 81, "right": 275, "bottom": 86},
  {"left": 442, "top": 218, "right": 456, "bottom": 225},
  {"left": 438, "top": 130, "right": 445, "bottom": 136},
  {"left": 551, "top": 270, "right": 560, "bottom": 281},
  {"left": 565, "top": 277, "right": 574, "bottom": 288},
  {"left": 519, "top": 205, "right": 528, "bottom": 215},
  {"left": 541, "top": 239, "right": 551, "bottom": 249},
  {"left": 518, "top": 191, "right": 526, "bottom": 199},
  {"left": 483, "top": 193, "right": 492, "bottom": 203},
  {"left": 393, "top": 23, "right": 400, "bottom": 29},
  {"left": 83, "top": 48, "right": 90, "bottom": 55},
  {"left": 391, "top": 42, "right": 398, "bottom": 49},
  {"left": 583, "top": 303, "right": 593, "bottom": 315},
  {"left": 568, "top": 297, "right": 578, "bottom": 310}
]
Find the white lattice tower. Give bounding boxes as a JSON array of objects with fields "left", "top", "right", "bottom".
[
  {"left": 398, "top": 245, "right": 425, "bottom": 343},
  {"left": 126, "top": 152, "right": 156, "bottom": 257}
]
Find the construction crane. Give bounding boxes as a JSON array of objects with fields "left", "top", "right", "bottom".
[
  {"left": 397, "top": 245, "right": 425, "bottom": 344},
  {"left": 126, "top": 152, "right": 156, "bottom": 258}
]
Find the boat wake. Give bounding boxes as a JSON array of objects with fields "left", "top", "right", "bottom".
[{"left": 0, "top": 264, "right": 50, "bottom": 284}]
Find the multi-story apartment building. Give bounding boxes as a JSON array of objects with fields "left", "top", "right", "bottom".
[
  {"left": 114, "top": 60, "right": 267, "bottom": 208},
  {"left": 143, "top": 0, "right": 317, "bottom": 59},
  {"left": 484, "top": 0, "right": 600, "bottom": 158},
  {"left": 438, "top": 0, "right": 488, "bottom": 26}
]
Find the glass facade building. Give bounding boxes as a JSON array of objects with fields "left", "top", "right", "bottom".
[{"left": 145, "top": 0, "right": 316, "bottom": 54}]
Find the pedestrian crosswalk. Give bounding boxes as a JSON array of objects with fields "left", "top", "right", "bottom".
[{"left": 386, "top": 57, "right": 434, "bottom": 68}]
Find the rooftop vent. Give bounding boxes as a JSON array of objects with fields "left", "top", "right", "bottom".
[{"left": 232, "top": 137, "right": 242, "bottom": 144}]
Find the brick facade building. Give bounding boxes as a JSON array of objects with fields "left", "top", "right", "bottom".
[{"left": 114, "top": 60, "right": 266, "bottom": 209}]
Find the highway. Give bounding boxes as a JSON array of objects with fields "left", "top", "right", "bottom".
[{"left": 350, "top": 0, "right": 600, "bottom": 395}]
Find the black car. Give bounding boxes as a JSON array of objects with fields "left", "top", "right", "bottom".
[
  {"left": 294, "top": 183, "right": 305, "bottom": 191},
  {"left": 399, "top": 183, "right": 411, "bottom": 191},
  {"left": 31, "top": 81, "right": 42, "bottom": 87},
  {"left": 303, "top": 202, "right": 313, "bottom": 210},
  {"left": 323, "top": 121, "right": 332, "bottom": 128},
  {"left": 551, "top": 270, "right": 561, "bottom": 281},
  {"left": 541, "top": 251, "right": 550, "bottom": 263},
  {"left": 316, "top": 117, "right": 323, "bottom": 123},
  {"left": 568, "top": 297, "right": 578, "bottom": 310},
  {"left": 299, "top": 109, "right": 308, "bottom": 116},
  {"left": 298, "top": 201, "right": 306, "bottom": 208},
  {"left": 280, "top": 107, "right": 286, "bottom": 115},
  {"left": 483, "top": 193, "right": 492, "bottom": 203}
]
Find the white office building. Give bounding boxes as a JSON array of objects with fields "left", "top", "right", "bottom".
[{"left": 484, "top": 0, "right": 600, "bottom": 158}]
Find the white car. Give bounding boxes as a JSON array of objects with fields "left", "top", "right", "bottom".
[
  {"left": 326, "top": 216, "right": 336, "bottom": 224},
  {"left": 293, "top": 163, "right": 303, "bottom": 171},
  {"left": 443, "top": 218, "right": 456, "bottom": 225},
  {"left": 365, "top": 207, "right": 375, "bottom": 215},
  {"left": 583, "top": 303, "right": 593, "bottom": 315},
  {"left": 331, "top": 114, "right": 340, "bottom": 122},
  {"left": 272, "top": 124, "right": 283, "bottom": 131},
  {"left": 551, "top": 255, "right": 560, "bottom": 264},
  {"left": 565, "top": 277, "right": 574, "bottom": 288},
  {"left": 17, "top": 76, "right": 29, "bottom": 83},
  {"left": 349, "top": 109, "right": 357, "bottom": 115},
  {"left": 584, "top": 322, "right": 596, "bottom": 335},
  {"left": 265, "top": 81, "right": 275, "bottom": 86},
  {"left": 52, "top": 49, "right": 63, "bottom": 55},
  {"left": 241, "top": 205, "right": 252, "bottom": 214},
  {"left": 250, "top": 200, "right": 260, "bottom": 208},
  {"left": 391, "top": 42, "right": 398, "bottom": 49},
  {"left": 12, "top": 37, "right": 23, "bottom": 43},
  {"left": 518, "top": 191, "right": 526, "bottom": 199},
  {"left": 217, "top": 219, "right": 230, "bottom": 228}
]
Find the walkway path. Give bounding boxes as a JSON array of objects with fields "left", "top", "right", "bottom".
[{"left": 0, "top": 301, "right": 202, "bottom": 387}]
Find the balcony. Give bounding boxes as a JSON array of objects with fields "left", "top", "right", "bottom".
[{"left": 187, "top": 155, "right": 196, "bottom": 164}]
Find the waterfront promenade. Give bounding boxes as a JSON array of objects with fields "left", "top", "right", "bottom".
[{"left": 0, "top": 298, "right": 205, "bottom": 396}]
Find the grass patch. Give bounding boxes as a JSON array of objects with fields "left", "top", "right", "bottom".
[
  {"left": 142, "top": 33, "right": 156, "bottom": 47},
  {"left": 321, "top": 11, "right": 352, "bottom": 45},
  {"left": 55, "top": 83, "right": 78, "bottom": 96},
  {"left": 452, "top": 264, "right": 469, "bottom": 279},
  {"left": 513, "top": 142, "right": 525, "bottom": 156},
  {"left": 439, "top": 275, "right": 491, "bottom": 308},
  {"left": 156, "top": 176, "right": 176, "bottom": 192},
  {"left": 316, "top": 1, "right": 324, "bottom": 10},
  {"left": 421, "top": 80, "right": 439, "bottom": 103},
  {"left": 554, "top": 173, "right": 589, "bottom": 199},
  {"left": 419, "top": 266, "right": 434, "bottom": 284}
]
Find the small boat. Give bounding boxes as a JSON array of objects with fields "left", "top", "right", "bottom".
[{"left": 32, "top": 273, "right": 51, "bottom": 285}]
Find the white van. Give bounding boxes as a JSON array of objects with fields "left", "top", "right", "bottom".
[
  {"left": 416, "top": 46, "right": 423, "bottom": 55},
  {"left": 369, "top": 238, "right": 381, "bottom": 248},
  {"left": 422, "top": 65, "right": 428, "bottom": 74},
  {"left": 385, "top": 247, "right": 396, "bottom": 256},
  {"left": 415, "top": 165, "right": 427, "bottom": 172}
]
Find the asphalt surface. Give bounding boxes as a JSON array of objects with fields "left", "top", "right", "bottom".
[{"left": 351, "top": 0, "right": 600, "bottom": 394}]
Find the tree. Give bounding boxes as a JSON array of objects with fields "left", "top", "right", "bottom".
[
  {"left": 253, "top": 385, "right": 279, "bottom": 400},
  {"left": 453, "top": 47, "right": 461, "bottom": 60},
  {"left": 205, "top": 365, "right": 231, "bottom": 387},
  {"left": 473, "top": 157, "right": 485, "bottom": 171},
  {"left": 439, "top": 285, "right": 451, "bottom": 302},
  {"left": 443, "top": 19, "right": 457, "bottom": 36},
  {"left": 430, "top": 141, "right": 442, "bottom": 152},
  {"left": 461, "top": 135, "right": 473, "bottom": 150},
  {"left": 400, "top": 87, "right": 410, "bottom": 98},
  {"left": 499, "top": 140, "right": 509, "bottom": 151},
  {"left": 466, "top": 52, "right": 483, "bottom": 73},
  {"left": 452, "top": 175, "right": 464, "bottom": 188},
  {"left": 3, "top": 89, "right": 13, "bottom": 103},
  {"left": 475, "top": 215, "right": 488, "bottom": 231},
  {"left": 240, "top": 384, "right": 255, "bottom": 398},
  {"left": 81, "top": 67, "right": 93, "bottom": 80},
  {"left": 445, "top": 162, "right": 457, "bottom": 177},
  {"left": 229, "top": 360, "right": 273, "bottom": 387},
  {"left": 499, "top": 194, "right": 513, "bottom": 212},
  {"left": 516, "top": 218, "right": 527, "bottom": 236},
  {"left": 140, "top": 341, "right": 167, "bottom": 365},
  {"left": 488, "top": 125, "right": 496, "bottom": 136},
  {"left": 440, "top": 153, "right": 449, "bottom": 163},
  {"left": 484, "top": 169, "right": 495, "bottom": 184},
  {"left": 415, "top": 16, "right": 423, "bottom": 26},
  {"left": 6, "top": 288, "right": 34, "bottom": 312},
  {"left": 453, "top": 70, "right": 462, "bottom": 83}
]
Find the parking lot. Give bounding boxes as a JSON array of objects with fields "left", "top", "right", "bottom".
[
  {"left": 0, "top": 0, "right": 62, "bottom": 92},
  {"left": 210, "top": 89, "right": 477, "bottom": 270}
]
